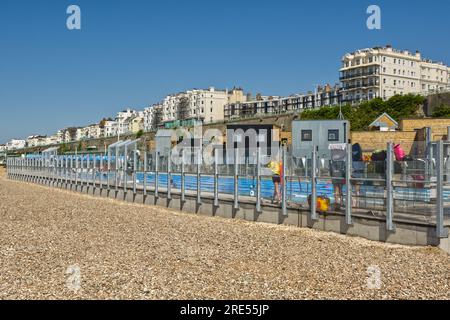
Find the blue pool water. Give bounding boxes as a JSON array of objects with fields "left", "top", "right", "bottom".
[{"left": 71, "top": 171, "right": 435, "bottom": 204}]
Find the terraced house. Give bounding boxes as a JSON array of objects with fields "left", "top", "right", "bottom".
[{"left": 340, "top": 45, "right": 450, "bottom": 103}]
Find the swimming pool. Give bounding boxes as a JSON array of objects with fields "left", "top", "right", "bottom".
[{"left": 73, "top": 171, "right": 436, "bottom": 206}]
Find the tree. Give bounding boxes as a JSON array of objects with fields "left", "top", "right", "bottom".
[
  {"left": 177, "top": 96, "right": 190, "bottom": 121},
  {"left": 152, "top": 107, "right": 163, "bottom": 130},
  {"left": 432, "top": 105, "right": 450, "bottom": 118},
  {"left": 300, "top": 94, "right": 426, "bottom": 131},
  {"left": 136, "top": 129, "right": 144, "bottom": 138}
]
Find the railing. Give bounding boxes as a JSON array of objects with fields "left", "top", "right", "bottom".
[
  {"left": 340, "top": 70, "right": 379, "bottom": 80},
  {"left": 5, "top": 142, "right": 450, "bottom": 239}
]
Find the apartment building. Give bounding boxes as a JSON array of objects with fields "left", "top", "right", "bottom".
[
  {"left": 76, "top": 127, "right": 89, "bottom": 141},
  {"left": 104, "top": 120, "right": 118, "bottom": 137},
  {"left": 128, "top": 115, "right": 144, "bottom": 134},
  {"left": 160, "top": 87, "right": 230, "bottom": 125},
  {"left": 224, "top": 84, "right": 341, "bottom": 120},
  {"left": 116, "top": 108, "right": 139, "bottom": 135},
  {"left": 86, "top": 124, "right": 101, "bottom": 139},
  {"left": 6, "top": 139, "right": 26, "bottom": 150},
  {"left": 420, "top": 60, "right": 449, "bottom": 93},
  {"left": 44, "top": 135, "right": 61, "bottom": 146},
  {"left": 340, "top": 45, "right": 449, "bottom": 103},
  {"left": 26, "top": 135, "right": 47, "bottom": 147},
  {"left": 143, "top": 104, "right": 163, "bottom": 131}
]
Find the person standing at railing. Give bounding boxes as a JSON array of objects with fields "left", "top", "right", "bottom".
[
  {"left": 329, "top": 144, "right": 347, "bottom": 210},
  {"left": 268, "top": 157, "right": 283, "bottom": 204}
]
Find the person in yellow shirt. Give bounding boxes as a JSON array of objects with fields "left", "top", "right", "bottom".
[{"left": 267, "top": 158, "right": 282, "bottom": 204}]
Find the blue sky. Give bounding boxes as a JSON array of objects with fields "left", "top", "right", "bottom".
[{"left": 0, "top": 0, "right": 449, "bottom": 143}]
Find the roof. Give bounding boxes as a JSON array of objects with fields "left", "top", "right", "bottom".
[{"left": 369, "top": 113, "right": 399, "bottom": 128}]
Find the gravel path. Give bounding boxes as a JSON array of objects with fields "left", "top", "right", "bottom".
[{"left": 0, "top": 168, "right": 449, "bottom": 300}]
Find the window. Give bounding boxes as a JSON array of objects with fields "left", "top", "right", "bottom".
[
  {"left": 301, "top": 130, "right": 312, "bottom": 142},
  {"left": 328, "top": 130, "right": 339, "bottom": 141}
]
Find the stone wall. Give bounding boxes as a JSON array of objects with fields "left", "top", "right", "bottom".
[{"left": 424, "top": 92, "right": 450, "bottom": 116}]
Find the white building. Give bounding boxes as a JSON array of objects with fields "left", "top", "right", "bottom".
[
  {"left": 143, "top": 104, "right": 163, "bottom": 132},
  {"left": 160, "top": 87, "right": 229, "bottom": 124},
  {"left": 6, "top": 139, "right": 26, "bottom": 150},
  {"left": 420, "top": 60, "right": 450, "bottom": 93},
  {"left": 26, "top": 135, "right": 47, "bottom": 147},
  {"left": 116, "top": 108, "right": 139, "bottom": 135},
  {"left": 44, "top": 135, "right": 61, "bottom": 146},
  {"left": 224, "top": 84, "right": 341, "bottom": 120},
  {"left": 0, "top": 144, "right": 6, "bottom": 153},
  {"left": 104, "top": 120, "right": 118, "bottom": 137},
  {"left": 86, "top": 124, "right": 102, "bottom": 139},
  {"left": 340, "top": 45, "right": 450, "bottom": 103},
  {"left": 76, "top": 127, "right": 89, "bottom": 141}
]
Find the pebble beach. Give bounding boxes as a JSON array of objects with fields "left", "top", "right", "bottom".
[{"left": 0, "top": 167, "right": 449, "bottom": 300}]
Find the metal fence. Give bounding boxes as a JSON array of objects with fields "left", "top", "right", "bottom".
[{"left": 6, "top": 141, "right": 450, "bottom": 240}]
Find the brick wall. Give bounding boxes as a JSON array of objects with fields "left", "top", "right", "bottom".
[{"left": 351, "top": 131, "right": 418, "bottom": 153}]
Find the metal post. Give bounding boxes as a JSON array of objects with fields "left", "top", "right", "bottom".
[
  {"left": 65, "top": 156, "right": 68, "bottom": 187},
  {"left": 123, "top": 145, "right": 128, "bottom": 194},
  {"left": 167, "top": 149, "right": 172, "bottom": 200},
  {"left": 214, "top": 148, "right": 219, "bottom": 207},
  {"left": 386, "top": 142, "right": 395, "bottom": 231},
  {"left": 425, "top": 127, "right": 432, "bottom": 181},
  {"left": 233, "top": 148, "right": 239, "bottom": 210},
  {"left": 87, "top": 155, "right": 91, "bottom": 190},
  {"left": 155, "top": 151, "right": 159, "bottom": 198},
  {"left": 55, "top": 157, "right": 59, "bottom": 187},
  {"left": 181, "top": 149, "right": 186, "bottom": 203},
  {"left": 81, "top": 156, "right": 85, "bottom": 190},
  {"left": 100, "top": 154, "right": 103, "bottom": 191},
  {"left": 116, "top": 147, "right": 120, "bottom": 193},
  {"left": 92, "top": 155, "right": 96, "bottom": 192},
  {"left": 197, "top": 149, "right": 201, "bottom": 205},
  {"left": 107, "top": 149, "right": 111, "bottom": 192},
  {"left": 256, "top": 148, "right": 261, "bottom": 213},
  {"left": 436, "top": 140, "right": 449, "bottom": 238},
  {"left": 143, "top": 151, "right": 147, "bottom": 197},
  {"left": 282, "top": 145, "right": 287, "bottom": 216},
  {"left": 345, "top": 143, "right": 353, "bottom": 225},
  {"left": 133, "top": 148, "right": 137, "bottom": 195},
  {"left": 75, "top": 156, "right": 79, "bottom": 189},
  {"left": 311, "top": 146, "right": 318, "bottom": 220}
]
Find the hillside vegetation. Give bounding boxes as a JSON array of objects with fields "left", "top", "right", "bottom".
[{"left": 300, "top": 94, "right": 427, "bottom": 131}]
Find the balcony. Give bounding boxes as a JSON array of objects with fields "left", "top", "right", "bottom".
[
  {"left": 340, "top": 70, "right": 379, "bottom": 81},
  {"left": 342, "top": 81, "right": 380, "bottom": 90}
]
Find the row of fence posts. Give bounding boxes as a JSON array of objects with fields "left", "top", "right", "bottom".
[{"left": 5, "top": 142, "right": 449, "bottom": 239}]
